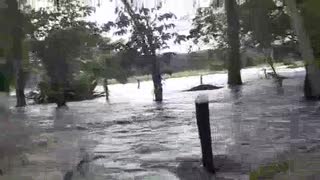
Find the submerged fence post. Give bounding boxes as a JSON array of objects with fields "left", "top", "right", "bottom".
[{"left": 195, "top": 94, "right": 215, "bottom": 173}]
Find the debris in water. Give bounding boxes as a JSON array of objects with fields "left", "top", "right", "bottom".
[{"left": 185, "top": 84, "right": 222, "bottom": 92}]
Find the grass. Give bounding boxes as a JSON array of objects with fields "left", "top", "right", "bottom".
[
  {"left": 249, "top": 161, "right": 289, "bottom": 180},
  {"left": 107, "top": 60, "right": 304, "bottom": 85},
  {"left": 286, "top": 61, "right": 305, "bottom": 69},
  {"left": 108, "top": 69, "right": 224, "bottom": 84},
  {"left": 168, "top": 69, "right": 225, "bottom": 78}
]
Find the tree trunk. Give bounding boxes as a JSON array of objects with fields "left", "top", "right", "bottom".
[
  {"left": 54, "top": 86, "right": 66, "bottom": 108},
  {"left": 14, "top": 67, "right": 26, "bottom": 107},
  {"left": 0, "top": 68, "right": 10, "bottom": 131},
  {"left": 103, "top": 79, "right": 109, "bottom": 101},
  {"left": 285, "top": 0, "right": 320, "bottom": 99},
  {"left": 13, "top": 28, "right": 26, "bottom": 107},
  {"left": 225, "top": 0, "right": 242, "bottom": 85},
  {"left": 8, "top": 0, "right": 26, "bottom": 107},
  {"left": 0, "top": 60, "right": 11, "bottom": 93},
  {"left": 152, "top": 56, "right": 163, "bottom": 102}
]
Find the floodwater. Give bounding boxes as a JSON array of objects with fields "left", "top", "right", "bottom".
[{"left": 3, "top": 67, "right": 320, "bottom": 179}]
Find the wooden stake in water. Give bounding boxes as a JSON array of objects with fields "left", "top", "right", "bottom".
[
  {"left": 195, "top": 94, "right": 215, "bottom": 173},
  {"left": 137, "top": 79, "right": 140, "bottom": 89}
]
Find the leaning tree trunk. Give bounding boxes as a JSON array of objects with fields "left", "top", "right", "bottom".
[
  {"left": 8, "top": 0, "right": 26, "bottom": 107},
  {"left": 152, "top": 55, "right": 163, "bottom": 102},
  {"left": 225, "top": 0, "right": 242, "bottom": 85},
  {"left": 285, "top": 0, "right": 320, "bottom": 99}
]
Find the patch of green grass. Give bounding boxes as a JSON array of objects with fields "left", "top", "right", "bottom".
[
  {"left": 168, "top": 69, "right": 219, "bottom": 79},
  {"left": 210, "top": 62, "right": 226, "bottom": 71},
  {"left": 108, "top": 59, "right": 304, "bottom": 85},
  {"left": 109, "top": 69, "right": 221, "bottom": 84},
  {"left": 250, "top": 161, "right": 289, "bottom": 180},
  {"left": 287, "top": 61, "right": 305, "bottom": 69}
]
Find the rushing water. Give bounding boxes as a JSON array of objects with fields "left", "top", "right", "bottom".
[{"left": 5, "top": 67, "right": 320, "bottom": 179}]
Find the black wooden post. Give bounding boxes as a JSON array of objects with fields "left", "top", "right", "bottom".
[
  {"left": 195, "top": 95, "right": 215, "bottom": 173},
  {"left": 200, "top": 75, "right": 203, "bottom": 85}
]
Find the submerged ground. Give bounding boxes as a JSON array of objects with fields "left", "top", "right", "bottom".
[{"left": 1, "top": 66, "right": 320, "bottom": 180}]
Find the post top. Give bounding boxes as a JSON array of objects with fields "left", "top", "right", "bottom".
[{"left": 195, "top": 94, "right": 209, "bottom": 104}]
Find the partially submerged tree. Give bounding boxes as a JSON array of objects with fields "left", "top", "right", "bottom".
[
  {"left": 190, "top": 0, "right": 293, "bottom": 84},
  {"left": 3, "top": 0, "right": 27, "bottom": 107},
  {"left": 105, "top": 0, "right": 186, "bottom": 102},
  {"left": 0, "top": 2, "right": 10, "bottom": 94},
  {"left": 225, "top": 0, "right": 242, "bottom": 85},
  {"left": 242, "top": 0, "right": 294, "bottom": 79},
  {"left": 285, "top": 0, "right": 320, "bottom": 99},
  {"left": 29, "top": 0, "right": 102, "bottom": 107},
  {"left": 189, "top": 0, "right": 242, "bottom": 85}
]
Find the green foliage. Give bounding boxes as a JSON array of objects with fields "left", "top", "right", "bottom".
[
  {"left": 189, "top": 0, "right": 292, "bottom": 49},
  {"left": 0, "top": 0, "right": 31, "bottom": 96},
  {"left": 27, "top": 0, "right": 98, "bottom": 39},
  {"left": 300, "top": 0, "right": 320, "bottom": 58},
  {"left": 0, "top": 70, "right": 9, "bottom": 92},
  {"left": 28, "top": 0, "right": 101, "bottom": 79},
  {"left": 104, "top": 1, "right": 186, "bottom": 58},
  {"left": 80, "top": 47, "right": 129, "bottom": 84},
  {"left": 189, "top": 3, "right": 227, "bottom": 48},
  {"left": 250, "top": 161, "right": 289, "bottom": 180},
  {"left": 31, "top": 27, "right": 101, "bottom": 84},
  {"left": 35, "top": 75, "right": 98, "bottom": 103},
  {"left": 26, "top": 0, "right": 105, "bottom": 104},
  {"left": 70, "top": 72, "right": 97, "bottom": 100},
  {"left": 209, "top": 61, "right": 225, "bottom": 71}
]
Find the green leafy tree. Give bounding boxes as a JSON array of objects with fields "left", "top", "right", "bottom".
[
  {"left": 104, "top": 0, "right": 186, "bottom": 102},
  {"left": 190, "top": 0, "right": 242, "bottom": 85},
  {"left": 189, "top": 0, "right": 293, "bottom": 85},
  {"left": 29, "top": 0, "right": 102, "bottom": 107},
  {"left": 189, "top": 2, "right": 227, "bottom": 49},
  {"left": 190, "top": 0, "right": 292, "bottom": 49}
]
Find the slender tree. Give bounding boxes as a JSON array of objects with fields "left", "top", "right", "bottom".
[
  {"left": 106, "top": 0, "right": 185, "bottom": 102},
  {"left": 121, "top": 0, "right": 162, "bottom": 101}
]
